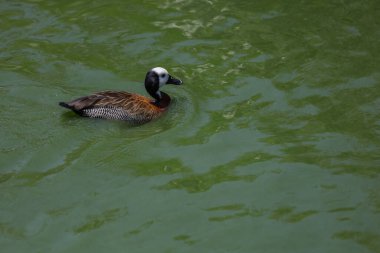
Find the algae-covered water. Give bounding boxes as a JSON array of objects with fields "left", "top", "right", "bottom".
[{"left": 1, "top": 0, "right": 380, "bottom": 252}]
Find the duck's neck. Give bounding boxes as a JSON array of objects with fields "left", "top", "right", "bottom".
[
  {"left": 145, "top": 79, "right": 171, "bottom": 108},
  {"left": 151, "top": 91, "right": 171, "bottom": 108}
]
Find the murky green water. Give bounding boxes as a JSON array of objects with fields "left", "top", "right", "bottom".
[{"left": 1, "top": 0, "right": 380, "bottom": 252}]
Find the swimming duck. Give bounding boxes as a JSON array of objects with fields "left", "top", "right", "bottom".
[{"left": 59, "top": 67, "right": 183, "bottom": 123}]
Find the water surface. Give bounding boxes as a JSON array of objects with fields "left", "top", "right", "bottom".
[{"left": 1, "top": 0, "right": 380, "bottom": 252}]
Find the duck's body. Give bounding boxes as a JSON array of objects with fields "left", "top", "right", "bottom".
[{"left": 59, "top": 67, "right": 182, "bottom": 124}]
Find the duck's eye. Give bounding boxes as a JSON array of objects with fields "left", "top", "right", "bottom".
[{"left": 160, "top": 74, "right": 166, "bottom": 78}]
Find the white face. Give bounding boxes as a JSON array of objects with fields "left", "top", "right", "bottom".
[{"left": 152, "top": 67, "right": 169, "bottom": 87}]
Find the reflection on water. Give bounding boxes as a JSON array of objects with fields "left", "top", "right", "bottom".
[
  {"left": 206, "top": 203, "right": 264, "bottom": 222},
  {"left": 1, "top": 0, "right": 380, "bottom": 252},
  {"left": 158, "top": 151, "right": 269, "bottom": 192},
  {"left": 73, "top": 208, "right": 128, "bottom": 234},
  {"left": 333, "top": 231, "right": 380, "bottom": 253}
]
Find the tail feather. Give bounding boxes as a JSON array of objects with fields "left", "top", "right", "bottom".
[{"left": 59, "top": 101, "right": 72, "bottom": 109}]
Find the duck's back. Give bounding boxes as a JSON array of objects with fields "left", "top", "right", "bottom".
[{"left": 60, "top": 91, "right": 166, "bottom": 123}]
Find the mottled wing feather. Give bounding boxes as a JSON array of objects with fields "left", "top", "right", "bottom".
[{"left": 66, "top": 91, "right": 163, "bottom": 122}]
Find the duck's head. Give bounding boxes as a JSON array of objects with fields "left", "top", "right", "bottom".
[{"left": 145, "top": 67, "right": 182, "bottom": 104}]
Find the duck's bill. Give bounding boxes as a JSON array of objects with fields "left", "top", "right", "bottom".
[{"left": 167, "top": 75, "right": 183, "bottom": 85}]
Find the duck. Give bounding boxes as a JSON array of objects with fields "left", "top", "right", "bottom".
[{"left": 59, "top": 67, "right": 183, "bottom": 124}]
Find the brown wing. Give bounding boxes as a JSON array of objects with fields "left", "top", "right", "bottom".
[
  {"left": 63, "top": 91, "right": 164, "bottom": 121},
  {"left": 64, "top": 91, "right": 130, "bottom": 110}
]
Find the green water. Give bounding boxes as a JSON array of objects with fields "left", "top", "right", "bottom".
[{"left": 1, "top": 0, "right": 380, "bottom": 252}]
